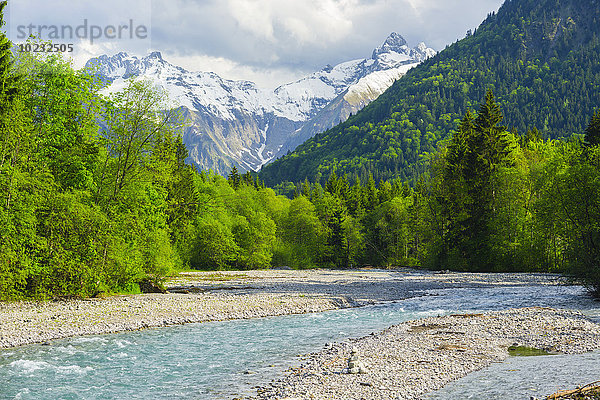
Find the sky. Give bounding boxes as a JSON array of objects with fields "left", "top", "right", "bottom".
[{"left": 6, "top": 0, "right": 504, "bottom": 89}]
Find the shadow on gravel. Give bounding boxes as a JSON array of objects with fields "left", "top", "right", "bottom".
[{"left": 165, "top": 271, "right": 564, "bottom": 304}]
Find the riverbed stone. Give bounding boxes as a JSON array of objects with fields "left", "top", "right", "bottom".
[
  {"left": 251, "top": 308, "right": 600, "bottom": 400},
  {"left": 0, "top": 269, "right": 593, "bottom": 399}
]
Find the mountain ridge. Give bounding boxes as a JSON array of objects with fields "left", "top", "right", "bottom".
[
  {"left": 86, "top": 33, "right": 436, "bottom": 174},
  {"left": 258, "top": 0, "right": 600, "bottom": 185}
]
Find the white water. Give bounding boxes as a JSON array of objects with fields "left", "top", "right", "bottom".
[{"left": 1, "top": 276, "right": 599, "bottom": 399}]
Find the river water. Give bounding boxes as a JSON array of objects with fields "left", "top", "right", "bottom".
[{"left": 1, "top": 275, "right": 599, "bottom": 400}]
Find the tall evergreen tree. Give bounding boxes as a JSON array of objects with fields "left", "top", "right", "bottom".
[
  {"left": 0, "top": 1, "right": 17, "bottom": 107},
  {"left": 442, "top": 91, "right": 513, "bottom": 271},
  {"left": 227, "top": 166, "right": 241, "bottom": 189},
  {"left": 584, "top": 110, "right": 600, "bottom": 147},
  {"left": 0, "top": 0, "right": 23, "bottom": 169}
]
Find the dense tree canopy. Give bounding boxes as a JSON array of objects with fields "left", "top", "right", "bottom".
[
  {"left": 1, "top": 2, "right": 599, "bottom": 300},
  {"left": 259, "top": 0, "right": 600, "bottom": 186}
]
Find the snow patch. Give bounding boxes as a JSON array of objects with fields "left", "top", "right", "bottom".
[
  {"left": 88, "top": 34, "right": 436, "bottom": 173},
  {"left": 344, "top": 63, "right": 418, "bottom": 104}
]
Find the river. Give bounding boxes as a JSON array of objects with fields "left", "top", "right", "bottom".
[{"left": 1, "top": 273, "right": 599, "bottom": 399}]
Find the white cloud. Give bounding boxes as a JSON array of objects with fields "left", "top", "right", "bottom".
[
  {"left": 164, "top": 53, "right": 311, "bottom": 89},
  {"left": 226, "top": 0, "right": 356, "bottom": 46},
  {"left": 7, "top": 0, "right": 505, "bottom": 89}
]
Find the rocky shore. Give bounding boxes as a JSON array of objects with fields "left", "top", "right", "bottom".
[
  {"left": 251, "top": 308, "right": 600, "bottom": 400},
  {"left": 1, "top": 269, "right": 599, "bottom": 400},
  {"left": 0, "top": 269, "right": 573, "bottom": 349}
]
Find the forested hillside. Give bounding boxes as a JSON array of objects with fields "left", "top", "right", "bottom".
[
  {"left": 1, "top": 1, "right": 599, "bottom": 300},
  {"left": 259, "top": 0, "right": 600, "bottom": 185}
]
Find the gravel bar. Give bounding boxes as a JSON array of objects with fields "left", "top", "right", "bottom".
[
  {"left": 251, "top": 307, "right": 600, "bottom": 400},
  {"left": 0, "top": 269, "right": 571, "bottom": 349}
]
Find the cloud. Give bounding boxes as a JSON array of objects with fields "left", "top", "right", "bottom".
[
  {"left": 6, "top": 0, "right": 504, "bottom": 89},
  {"left": 226, "top": 0, "right": 356, "bottom": 46},
  {"left": 165, "top": 53, "right": 310, "bottom": 89},
  {"left": 7, "top": 0, "right": 153, "bottom": 68},
  {"left": 149, "top": 0, "right": 503, "bottom": 70}
]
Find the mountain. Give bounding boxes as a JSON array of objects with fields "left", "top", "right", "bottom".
[
  {"left": 86, "top": 33, "right": 435, "bottom": 174},
  {"left": 258, "top": 0, "right": 600, "bottom": 185}
]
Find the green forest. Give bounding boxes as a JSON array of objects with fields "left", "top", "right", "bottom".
[
  {"left": 1, "top": 1, "right": 599, "bottom": 300},
  {"left": 259, "top": 0, "right": 600, "bottom": 185}
]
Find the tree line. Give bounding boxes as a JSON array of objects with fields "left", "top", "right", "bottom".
[
  {"left": 1, "top": 1, "right": 598, "bottom": 299},
  {"left": 258, "top": 0, "right": 600, "bottom": 186},
  {"left": 260, "top": 91, "right": 600, "bottom": 296}
]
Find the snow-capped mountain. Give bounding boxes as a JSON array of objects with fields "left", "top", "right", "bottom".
[{"left": 87, "top": 33, "right": 435, "bottom": 174}]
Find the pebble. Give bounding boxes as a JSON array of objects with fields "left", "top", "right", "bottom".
[
  {"left": 0, "top": 268, "right": 562, "bottom": 349},
  {"left": 0, "top": 269, "right": 592, "bottom": 400},
  {"left": 250, "top": 307, "right": 600, "bottom": 400}
]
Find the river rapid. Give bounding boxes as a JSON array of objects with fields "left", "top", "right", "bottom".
[{"left": 1, "top": 271, "right": 599, "bottom": 399}]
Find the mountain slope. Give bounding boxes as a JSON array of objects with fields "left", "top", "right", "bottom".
[
  {"left": 87, "top": 33, "right": 435, "bottom": 174},
  {"left": 259, "top": 0, "right": 600, "bottom": 185}
]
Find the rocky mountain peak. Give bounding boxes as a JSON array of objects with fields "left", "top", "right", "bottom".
[
  {"left": 88, "top": 32, "right": 436, "bottom": 175},
  {"left": 148, "top": 51, "right": 163, "bottom": 60},
  {"left": 372, "top": 32, "right": 409, "bottom": 58}
]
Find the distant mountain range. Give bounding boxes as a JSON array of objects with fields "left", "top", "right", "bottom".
[
  {"left": 259, "top": 0, "right": 600, "bottom": 186},
  {"left": 86, "top": 33, "right": 435, "bottom": 174}
]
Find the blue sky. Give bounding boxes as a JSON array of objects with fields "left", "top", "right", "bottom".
[{"left": 6, "top": 0, "right": 504, "bottom": 88}]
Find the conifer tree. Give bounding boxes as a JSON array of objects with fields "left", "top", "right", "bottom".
[
  {"left": 0, "top": 1, "right": 17, "bottom": 108},
  {"left": 441, "top": 91, "right": 512, "bottom": 271},
  {"left": 584, "top": 110, "right": 600, "bottom": 147},
  {"left": 364, "top": 174, "right": 378, "bottom": 210},
  {"left": 242, "top": 171, "right": 253, "bottom": 186},
  {"left": 301, "top": 178, "right": 311, "bottom": 198},
  {"left": 0, "top": 0, "right": 22, "bottom": 167},
  {"left": 325, "top": 170, "right": 339, "bottom": 195},
  {"left": 227, "top": 166, "right": 240, "bottom": 189},
  {"left": 339, "top": 173, "right": 350, "bottom": 201}
]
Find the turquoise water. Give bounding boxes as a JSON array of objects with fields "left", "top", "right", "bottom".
[
  {"left": 425, "top": 350, "right": 600, "bottom": 400},
  {"left": 1, "top": 281, "right": 599, "bottom": 399}
]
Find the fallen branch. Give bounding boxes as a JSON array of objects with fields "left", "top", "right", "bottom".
[{"left": 546, "top": 380, "right": 600, "bottom": 399}]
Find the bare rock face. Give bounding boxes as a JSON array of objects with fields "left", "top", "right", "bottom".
[{"left": 87, "top": 34, "right": 436, "bottom": 175}]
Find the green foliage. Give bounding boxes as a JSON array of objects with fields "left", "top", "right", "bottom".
[
  {"left": 584, "top": 110, "right": 600, "bottom": 147},
  {"left": 259, "top": 0, "right": 600, "bottom": 186},
  {"left": 0, "top": 9, "right": 191, "bottom": 298},
  {"left": 17, "top": 50, "right": 102, "bottom": 191},
  {"left": 1, "top": 3, "right": 600, "bottom": 300},
  {"left": 95, "top": 79, "right": 182, "bottom": 205},
  {"left": 438, "top": 91, "right": 514, "bottom": 271},
  {"left": 549, "top": 146, "right": 600, "bottom": 295},
  {"left": 190, "top": 217, "right": 239, "bottom": 270},
  {"left": 274, "top": 196, "right": 324, "bottom": 268},
  {"left": 367, "top": 196, "right": 416, "bottom": 267}
]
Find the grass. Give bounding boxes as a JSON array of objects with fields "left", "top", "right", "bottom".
[{"left": 508, "top": 345, "right": 553, "bottom": 357}]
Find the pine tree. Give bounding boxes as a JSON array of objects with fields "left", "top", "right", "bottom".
[
  {"left": 446, "top": 110, "right": 475, "bottom": 174},
  {"left": 325, "top": 170, "right": 338, "bottom": 195},
  {"left": 584, "top": 110, "right": 600, "bottom": 147},
  {"left": 227, "top": 166, "right": 241, "bottom": 189},
  {"left": 442, "top": 91, "right": 513, "bottom": 271},
  {"left": 301, "top": 178, "right": 311, "bottom": 197},
  {"left": 339, "top": 174, "right": 350, "bottom": 201},
  {"left": 242, "top": 171, "right": 254, "bottom": 186},
  {"left": 0, "top": 1, "right": 17, "bottom": 108},
  {"left": 364, "top": 174, "right": 378, "bottom": 210}
]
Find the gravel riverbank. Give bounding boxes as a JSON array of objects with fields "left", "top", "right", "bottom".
[
  {"left": 251, "top": 308, "right": 600, "bottom": 400},
  {"left": 0, "top": 269, "right": 573, "bottom": 349}
]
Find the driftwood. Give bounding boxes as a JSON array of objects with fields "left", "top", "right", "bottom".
[{"left": 546, "top": 381, "right": 600, "bottom": 399}]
